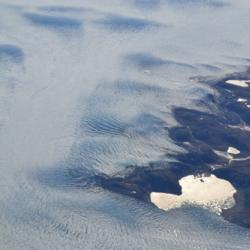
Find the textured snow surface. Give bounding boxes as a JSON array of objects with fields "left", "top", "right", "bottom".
[{"left": 0, "top": 0, "right": 250, "bottom": 249}]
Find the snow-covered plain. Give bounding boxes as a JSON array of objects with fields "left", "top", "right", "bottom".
[{"left": 0, "top": 0, "right": 250, "bottom": 249}]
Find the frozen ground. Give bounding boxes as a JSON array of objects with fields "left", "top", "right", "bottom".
[{"left": 0, "top": 0, "right": 250, "bottom": 249}]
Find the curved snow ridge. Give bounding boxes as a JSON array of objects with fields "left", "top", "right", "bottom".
[
  {"left": 0, "top": 44, "right": 24, "bottom": 64},
  {"left": 95, "top": 14, "right": 166, "bottom": 32},
  {"left": 23, "top": 12, "right": 83, "bottom": 30}
]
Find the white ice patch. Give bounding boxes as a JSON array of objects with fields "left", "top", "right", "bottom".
[
  {"left": 150, "top": 174, "right": 236, "bottom": 215},
  {"left": 237, "top": 98, "right": 247, "bottom": 103},
  {"left": 227, "top": 147, "right": 240, "bottom": 155},
  {"left": 226, "top": 80, "right": 250, "bottom": 88}
]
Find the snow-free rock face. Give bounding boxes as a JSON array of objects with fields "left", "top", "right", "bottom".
[{"left": 0, "top": 0, "right": 250, "bottom": 249}]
